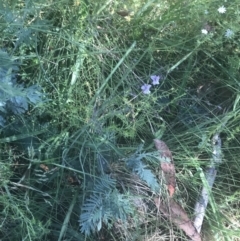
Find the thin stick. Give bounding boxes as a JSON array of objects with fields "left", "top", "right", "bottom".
[
  {"left": 193, "top": 133, "right": 222, "bottom": 233},
  {"left": 9, "top": 181, "right": 52, "bottom": 197}
]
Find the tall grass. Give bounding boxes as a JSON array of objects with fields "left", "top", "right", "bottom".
[{"left": 1, "top": 0, "right": 240, "bottom": 240}]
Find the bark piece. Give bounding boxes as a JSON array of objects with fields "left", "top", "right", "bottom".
[
  {"left": 155, "top": 198, "right": 202, "bottom": 241},
  {"left": 154, "top": 139, "right": 176, "bottom": 197}
]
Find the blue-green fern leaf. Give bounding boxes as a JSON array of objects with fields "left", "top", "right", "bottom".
[
  {"left": 79, "top": 175, "right": 133, "bottom": 235},
  {"left": 26, "top": 85, "right": 44, "bottom": 104},
  {"left": 0, "top": 50, "right": 45, "bottom": 119},
  {"left": 8, "top": 96, "right": 28, "bottom": 114},
  {"left": 108, "top": 189, "right": 133, "bottom": 221},
  {"left": 0, "top": 115, "right": 5, "bottom": 127},
  {"left": 125, "top": 145, "right": 160, "bottom": 193}
]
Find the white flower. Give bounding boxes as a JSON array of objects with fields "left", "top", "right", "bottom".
[
  {"left": 201, "top": 29, "right": 208, "bottom": 34},
  {"left": 218, "top": 6, "right": 226, "bottom": 13},
  {"left": 204, "top": 10, "right": 209, "bottom": 14},
  {"left": 225, "top": 29, "right": 234, "bottom": 38}
]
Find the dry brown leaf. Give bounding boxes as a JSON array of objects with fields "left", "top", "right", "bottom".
[
  {"left": 154, "top": 139, "right": 173, "bottom": 160},
  {"left": 154, "top": 139, "right": 202, "bottom": 240},
  {"left": 154, "top": 198, "right": 202, "bottom": 241},
  {"left": 116, "top": 10, "right": 131, "bottom": 17},
  {"left": 154, "top": 139, "right": 176, "bottom": 197}
]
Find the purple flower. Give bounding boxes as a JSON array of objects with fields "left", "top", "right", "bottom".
[
  {"left": 150, "top": 75, "right": 161, "bottom": 85},
  {"left": 141, "top": 84, "right": 151, "bottom": 94}
]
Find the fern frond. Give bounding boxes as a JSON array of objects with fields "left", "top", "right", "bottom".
[
  {"left": 108, "top": 189, "right": 133, "bottom": 221},
  {"left": 0, "top": 50, "right": 44, "bottom": 119},
  {"left": 80, "top": 194, "right": 104, "bottom": 235},
  {"left": 79, "top": 174, "right": 134, "bottom": 235},
  {"left": 125, "top": 145, "right": 160, "bottom": 193}
]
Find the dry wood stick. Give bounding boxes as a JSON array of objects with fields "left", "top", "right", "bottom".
[{"left": 193, "top": 133, "right": 222, "bottom": 233}]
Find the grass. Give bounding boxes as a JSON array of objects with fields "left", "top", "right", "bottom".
[{"left": 1, "top": 0, "right": 240, "bottom": 240}]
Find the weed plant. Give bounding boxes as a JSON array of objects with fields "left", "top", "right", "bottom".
[{"left": 0, "top": 0, "right": 240, "bottom": 240}]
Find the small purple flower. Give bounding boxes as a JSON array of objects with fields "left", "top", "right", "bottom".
[
  {"left": 141, "top": 84, "right": 151, "bottom": 94},
  {"left": 150, "top": 75, "right": 161, "bottom": 85}
]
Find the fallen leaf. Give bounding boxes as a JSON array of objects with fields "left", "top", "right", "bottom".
[
  {"left": 154, "top": 139, "right": 176, "bottom": 197},
  {"left": 154, "top": 198, "right": 202, "bottom": 241},
  {"left": 116, "top": 10, "right": 131, "bottom": 17},
  {"left": 40, "top": 164, "right": 49, "bottom": 172},
  {"left": 154, "top": 139, "right": 172, "bottom": 160}
]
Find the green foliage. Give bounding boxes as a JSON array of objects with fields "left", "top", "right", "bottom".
[
  {"left": 0, "top": 161, "right": 12, "bottom": 187},
  {"left": 1, "top": 0, "right": 240, "bottom": 240},
  {"left": 79, "top": 175, "right": 134, "bottom": 236},
  {"left": 0, "top": 49, "right": 44, "bottom": 125},
  {"left": 125, "top": 144, "right": 160, "bottom": 193}
]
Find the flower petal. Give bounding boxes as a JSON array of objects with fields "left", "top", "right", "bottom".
[
  {"left": 225, "top": 29, "right": 234, "bottom": 38},
  {"left": 218, "top": 6, "right": 226, "bottom": 13},
  {"left": 141, "top": 84, "right": 151, "bottom": 94},
  {"left": 150, "top": 75, "right": 160, "bottom": 85}
]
